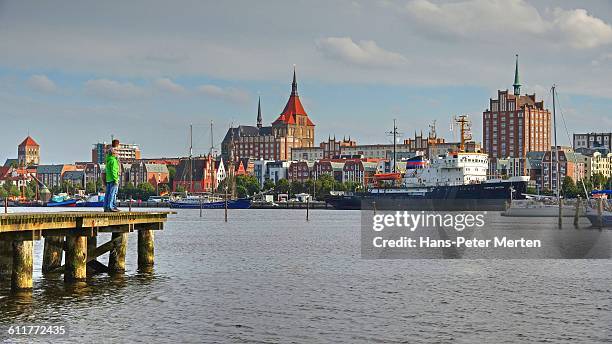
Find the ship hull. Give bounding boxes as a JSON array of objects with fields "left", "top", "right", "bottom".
[{"left": 326, "top": 181, "right": 527, "bottom": 211}]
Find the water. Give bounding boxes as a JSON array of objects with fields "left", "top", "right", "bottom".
[{"left": 1, "top": 209, "right": 611, "bottom": 343}]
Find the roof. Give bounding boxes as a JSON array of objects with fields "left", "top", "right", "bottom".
[
  {"left": 223, "top": 125, "right": 274, "bottom": 143},
  {"left": 144, "top": 164, "right": 169, "bottom": 174},
  {"left": 526, "top": 151, "right": 545, "bottom": 160},
  {"left": 19, "top": 136, "right": 39, "bottom": 147},
  {"left": 63, "top": 170, "right": 85, "bottom": 179},
  {"left": 273, "top": 69, "right": 314, "bottom": 127},
  {"left": 3, "top": 158, "right": 18, "bottom": 167},
  {"left": 36, "top": 165, "right": 65, "bottom": 174}
]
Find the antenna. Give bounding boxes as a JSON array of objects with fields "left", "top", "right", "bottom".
[
  {"left": 209, "top": 120, "right": 215, "bottom": 156},
  {"left": 454, "top": 115, "right": 472, "bottom": 152},
  {"left": 386, "top": 119, "right": 403, "bottom": 173}
]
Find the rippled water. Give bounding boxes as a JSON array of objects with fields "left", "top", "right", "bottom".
[{"left": 1, "top": 209, "right": 611, "bottom": 343}]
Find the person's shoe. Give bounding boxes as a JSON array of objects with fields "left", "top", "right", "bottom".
[
  {"left": 103, "top": 208, "right": 111, "bottom": 212},
  {"left": 111, "top": 208, "right": 121, "bottom": 212}
]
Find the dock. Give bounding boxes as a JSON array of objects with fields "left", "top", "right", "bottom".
[{"left": 0, "top": 211, "right": 173, "bottom": 292}]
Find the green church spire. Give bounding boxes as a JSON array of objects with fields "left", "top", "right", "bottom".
[{"left": 513, "top": 54, "right": 521, "bottom": 96}]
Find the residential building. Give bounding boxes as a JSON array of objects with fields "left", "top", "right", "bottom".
[
  {"left": 312, "top": 160, "right": 345, "bottom": 182},
  {"left": 36, "top": 164, "right": 77, "bottom": 189},
  {"left": 483, "top": 56, "right": 551, "bottom": 176},
  {"left": 542, "top": 149, "right": 586, "bottom": 194},
  {"left": 130, "top": 162, "right": 169, "bottom": 187},
  {"left": 573, "top": 132, "right": 612, "bottom": 152},
  {"left": 222, "top": 69, "right": 315, "bottom": 162},
  {"left": 62, "top": 170, "right": 86, "bottom": 188},
  {"left": 268, "top": 161, "right": 290, "bottom": 184},
  {"left": 173, "top": 156, "right": 216, "bottom": 193},
  {"left": 582, "top": 151, "right": 612, "bottom": 179},
  {"left": 342, "top": 160, "right": 378, "bottom": 186},
  {"left": 253, "top": 159, "right": 275, "bottom": 187},
  {"left": 288, "top": 161, "right": 314, "bottom": 182},
  {"left": 92, "top": 142, "right": 141, "bottom": 164},
  {"left": 18, "top": 136, "right": 40, "bottom": 166}
]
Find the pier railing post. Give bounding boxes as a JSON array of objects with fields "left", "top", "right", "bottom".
[
  {"left": 108, "top": 232, "right": 128, "bottom": 273},
  {"left": 65, "top": 234, "right": 87, "bottom": 281},
  {"left": 42, "top": 236, "right": 64, "bottom": 274},
  {"left": 11, "top": 240, "right": 33, "bottom": 291},
  {"left": 0, "top": 240, "right": 13, "bottom": 278},
  {"left": 137, "top": 227, "right": 154, "bottom": 271}
]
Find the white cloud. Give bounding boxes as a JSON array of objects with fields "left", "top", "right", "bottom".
[
  {"left": 403, "top": 0, "right": 612, "bottom": 49},
  {"left": 316, "top": 37, "right": 408, "bottom": 68},
  {"left": 154, "top": 78, "right": 186, "bottom": 94},
  {"left": 196, "top": 84, "right": 249, "bottom": 104},
  {"left": 26, "top": 74, "right": 57, "bottom": 93},
  {"left": 552, "top": 8, "right": 612, "bottom": 49},
  {"left": 84, "top": 79, "right": 147, "bottom": 100}
]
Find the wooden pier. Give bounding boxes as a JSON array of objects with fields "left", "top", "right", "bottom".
[{"left": 0, "top": 211, "right": 173, "bottom": 291}]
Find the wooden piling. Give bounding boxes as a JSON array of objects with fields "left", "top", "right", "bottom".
[
  {"left": 573, "top": 198, "right": 581, "bottom": 227},
  {"left": 558, "top": 199, "right": 563, "bottom": 228},
  {"left": 65, "top": 234, "right": 87, "bottom": 281},
  {"left": 597, "top": 198, "right": 604, "bottom": 228},
  {"left": 42, "top": 236, "right": 64, "bottom": 273},
  {"left": 137, "top": 228, "right": 154, "bottom": 270},
  {"left": 0, "top": 240, "right": 13, "bottom": 277},
  {"left": 11, "top": 240, "right": 33, "bottom": 290},
  {"left": 306, "top": 198, "right": 309, "bottom": 221},
  {"left": 108, "top": 232, "right": 128, "bottom": 273}
]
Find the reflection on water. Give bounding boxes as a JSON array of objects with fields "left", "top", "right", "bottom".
[{"left": 0, "top": 209, "right": 610, "bottom": 343}]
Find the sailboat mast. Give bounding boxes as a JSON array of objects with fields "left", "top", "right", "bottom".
[
  {"left": 552, "top": 86, "right": 560, "bottom": 201},
  {"left": 393, "top": 119, "right": 397, "bottom": 173},
  {"left": 189, "top": 124, "right": 193, "bottom": 193}
]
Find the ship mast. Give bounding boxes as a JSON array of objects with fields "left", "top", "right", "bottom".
[
  {"left": 189, "top": 124, "right": 193, "bottom": 193},
  {"left": 455, "top": 115, "right": 472, "bottom": 152}
]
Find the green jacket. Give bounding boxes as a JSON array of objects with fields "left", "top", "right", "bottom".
[{"left": 105, "top": 152, "right": 119, "bottom": 183}]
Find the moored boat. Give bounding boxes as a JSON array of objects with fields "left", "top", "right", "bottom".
[{"left": 169, "top": 197, "right": 251, "bottom": 209}]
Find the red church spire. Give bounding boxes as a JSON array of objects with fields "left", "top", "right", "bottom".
[{"left": 273, "top": 67, "right": 314, "bottom": 126}]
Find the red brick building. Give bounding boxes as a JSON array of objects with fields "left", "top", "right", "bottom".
[
  {"left": 130, "top": 162, "right": 170, "bottom": 187},
  {"left": 483, "top": 56, "right": 551, "bottom": 176},
  {"left": 18, "top": 136, "right": 40, "bottom": 166},
  {"left": 173, "top": 156, "right": 216, "bottom": 192},
  {"left": 288, "top": 161, "right": 314, "bottom": 182},
  {"left": 312, "top": 160, "right": 345, "bottom": 182},
  {"left": 342, "top": 160, "right": 378, "bottom": 186}
]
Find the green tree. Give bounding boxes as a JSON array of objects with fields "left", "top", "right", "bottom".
[
  {"left": 167, "top": 165, "right": 176, "bottom": 187},
  {"left": 275, "top": 179, "right": 290, "bottom": 195},
  {"left": 561, "top": 176, "right": 577, "bottom": 198},
  {"left": 86, "top": 181, "right": 96, "bottom": 194},
  {"left": 235, "top": 175, "right": 260, "bottom": 196},
  {"left": 591, "top": 173, "right": 606, "bottom": 190},
  {"left": 9, "top": 185, "right": 20, "bottom": 198},
  {"left": 0, "top": 188, "right": 8, "bottom": 199},
  {"left": 263, "top": 179, "right": 275, "bottom": 192},
  {"left": 290, "top": 180, "right": 303, "bottom": 196},
  {"left": 137, "top": 182, "right": 156, "bottom": 200}
]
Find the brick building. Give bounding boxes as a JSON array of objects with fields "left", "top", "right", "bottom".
[
  {"left": 222, "top": 69, "right": 315, "bottom": 162},
  {"left": 130, "top": 162, "right": 170, "bottom": 187},
  {"left": 542, "top": 149, "right": 585, "bottom": 194},
  {"left": 483, "top": 56, "right": 551, "bottom": 176},
  {"left": 173, "top": 156, "right": 216, "bottom": 193},
  {"left": 92, "top": 142, "right": 141, "bottom": 164},
  {"left": 288, "top": 161, "right": 314, "bottom": 182},
  {"left": 18, "top": 136, "right": 40, "bottom": 166}
]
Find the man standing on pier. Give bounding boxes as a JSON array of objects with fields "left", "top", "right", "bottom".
[{"left": 103, "top": 139, "right": 121, "bottom": 212}]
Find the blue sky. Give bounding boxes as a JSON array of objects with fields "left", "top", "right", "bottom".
[{"left": 1, "top": 0, "right": 612, "bottom": 163}]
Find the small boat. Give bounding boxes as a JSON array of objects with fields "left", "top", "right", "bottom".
[
  {"left": 169, "top": 196, "right": 251, "bottom": 209},
  {"left": 47, "top": 199, "right": 77, "bottom": 207},
  {"left": 76, "top": 194, "right": 105, "bottom": 207},
  {"left": 585, "top": 208, "right": 612, "bottom": 227},
  {"left": 47, "top": 194, "right": 77, "bottom": 207}
]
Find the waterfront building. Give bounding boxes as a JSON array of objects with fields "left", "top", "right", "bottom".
[
  {"left": 288, "top": 161, "right": 314, "bottom": 182},
  {"left": 483, "top": 55, "right": 551, "bottom": 176},
  {"left": 582, "top": 151, "right": 612, "bottom": 179},
  {"left": 541, "top": 148, "right": 586, "bottom": 194},
  {"left": 62, "top": 170, "right": 86, "bottom": 188},
  {"left": 173, "top": 156, "right": 216, "bottom": 193},
  {"left": 342, "top": 160, "right": 378, "bottom": 186},
  {"left": 573, "top": 132, "right": 612, "bottom": 152},
  {"left": 0, "top": 166, "right": 36, "bottom": 189},
  {"left": 36, "top": 164, "right": 77, "bottom": 189},
  {"left": 92, "top": 142, "right": 141, "bottom": 164},
  {"left": 253, "top": 159, "right": 275, "bottom": 187},
  {"left": 268, "top": 161, "right": 290, "bottom": 184},
  {"left": 312, "top": 160, "right": 345, "bottom": 182},
  {"left": 130, "top": 162, "right": 170, "bottom": 187},
  {"left": 222, "top": 69, "right": 315, "bottom": 162},
  {"left": 17, "top": 136, "right": 40, "bottom": 166}
]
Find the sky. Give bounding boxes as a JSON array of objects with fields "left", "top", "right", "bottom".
[{"left": 1, "top": 0, "right": 612, "bottom": 164}]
